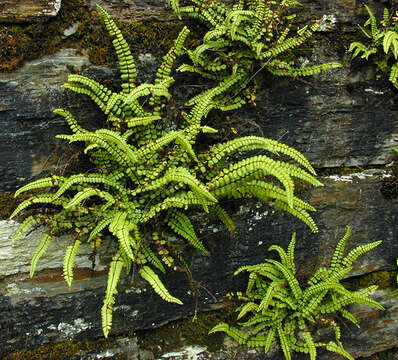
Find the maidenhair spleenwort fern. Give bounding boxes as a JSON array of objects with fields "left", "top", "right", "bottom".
[
  {"left": 169, "top": 0, "right": 342, "bottom": 109},
  {"left": 11, "top": 5, "right": 323, "bottom": 337},
  {"left": 209, "top": 226, "right": 384, "bottom": 360},
  {"left": 349, "top": 5, "right": 398, "bottom": 89}
]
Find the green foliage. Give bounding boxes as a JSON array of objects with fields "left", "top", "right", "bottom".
[
  {"left": 169, "top": 0, "right": 341, "bottom": 109},
  {"left": 209, "top": 226, "right": 384, "bottom": 360},
  {"left": 11, "top": 4, "right": 323, "bottom": 337},
  {"left": 349, "top": 6, "right": 398, "bottom": 89},
  {"left": 387, "top": 257, "right": 398, "bottom": 297}
]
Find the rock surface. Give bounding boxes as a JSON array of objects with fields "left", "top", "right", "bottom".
[
  {"left": 0, "top": 0, "right": 398, "bottom": 358},
  {"left": 1, "top": 172, "right": 397, "bottom": 357},
  {"left": 0, "top": 0, "right": 62, "bottom": 23}
]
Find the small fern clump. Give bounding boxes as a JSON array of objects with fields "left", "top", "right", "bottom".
[
  {"left": 169, "top": 0, "right": 341, "bottom": 109},
  {"left": 209, "top": 226, "right": 384, "bottom": 360},
  {"left": 349, "top": 5, "right": 398, "bottom": 89},
  {"left": 11, "top": 5, "right": 323, "bottom": 337}
]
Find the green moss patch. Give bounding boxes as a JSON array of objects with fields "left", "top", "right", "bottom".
[
  {"left": 0, "top": 192, "right": 31, "bottom": 220},
  {"left": 343, "top": 270, "right": 397, "bottom": 291},
  {"left": 1, "top": 337, "right": 118, "bottom": 360},
  {"left": 137, "top": 305, "right": 236, "bottom": 356},
  {"left": 0, "top": 0, "right": 191, "bottom": 72}
]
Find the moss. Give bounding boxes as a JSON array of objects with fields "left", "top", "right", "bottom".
[
  {"left": 0, "top": 192, "right": 31, "bottom": 220},
  {"left": 343, "top": 270, "right": 397, "bottom": 291},
  {"left": 137, "top": 305, "right": 236, "bottom": 356},
  {"left": 380, "top": 176, "right": 398, "bottom": 198},
  {"left": 1, "top": 337, "right": 118, "bottom": 360},
  {"left": 358, "top": 347, "right": 398, "bottom": 360},
  {"left": 0, "top": 0, "right": 197, "bottom": 73}
]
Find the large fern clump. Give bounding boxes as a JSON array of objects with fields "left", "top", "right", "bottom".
[
  {"left": 209, "top": 226, "right": 384, "bottom": 360},
  {"left": 11, "top": 5, "right": 323, "bottom": 337},
  {"left": 169, "top": 0, "right": 342, "bottom": 109},
  {"left": 349, "top": 5, "right": 398, "bottom": 89}
]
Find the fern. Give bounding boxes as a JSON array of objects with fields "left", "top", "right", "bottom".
[
  {"left": 30, "top": 234, "right": 52, "bottom": 278},
  {"left": 350, "top": 5, "right": 398, "bottom": 89},
  {"left": 169, "top": 0, "right": 342, "bottom": 108},
  {"left": 139, "top": 266, "right": 183, "bottom": 304},
  {"left": 209, "top": 229, "right": 384, "bottom": 359},
  {"left": 11, "top": 5, "right": 324, "bottom": 338},
  {"left": 63, "top": 240, "right": 81, "bottom": 287},
  {"left": 102, "top": 251, "right": 124, "bottom": 338}
]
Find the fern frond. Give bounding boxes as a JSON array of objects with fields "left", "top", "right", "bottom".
[
  {"left": 210, "top": 204, "right": 235, "bottom": 232},
  {"left": 326, "top": 341, "right": 354, "bottom": 360},
  {"left": 272, "top": 200, "right": 318, "bottom": 233},
  {"left": 341, "top": 240, "right": 382, "bottom": 268},
  {"left": 383, "top": 31, "right": 398, "bottom": 58},
  {"left": 389, "top": 62, "right": 398, "bottom": 89},
  {"left": 109, "top": 212, "right": 136, "bottom": 260},
  {"left": 30, "top": 234, "right": 52, "bottom": 278},
  {"left": 66, "top": 74, "right": 114, "bottom": 111},
  {"left": 126, "top": 115, "right": 161, "bottom": 128},
  {"left": 209, "top": 155, "right": 295, "bottom": 208},
  {"left": 10, "top": 194, "right": 59, "bottom": 220},
  {"left": 209, "top": 323, "right": 249, "bottom": 345},
  {"left": 142, "top": 244, "right": 166, "bottom": 274},
  {"left": 277, "top": 323, "right": 291, "bottom": 360},
  {"left": 63, "top": 240, "right": 81, "bottom": 287},
  {"left": 11, "top": 216, "right": 39, "bottom": 242},
  {"left": 102, "top": 251, "right": 124, "bottom": 338},
  {"left": 52, "top": 174, "right": 127, "bottom": 201},
  {"left": 155, "top": 26, "right": 190, "bottom": 87},
  {"left": 54, "top": 109, "right": 87, "bottom": 134},
  {"left": 303, "top": 332, "right": 316, "bottom": 360},
  {"left": 64, "top": 188, "right": 115, "bottom": 210},
  {"left": 266, "top": 259, "right": 302, "bottom": 300},
  {"left": 139, "top": 265, "right": 183, "bottom": 304},
  {"left": 96, "top": 4, "right": 137, "bottom": 93},
  {"left": 166, "top": 210, "right": 209, "bottom": 254},
  {"left": 330, "top": 225, "right": 351, "bottom": 271},
  {"left": 88, "top": 212, "right": 115, "bottom": 241},
  {"left": 14, "top": 176, "right": 64, "bottom": 197},
  {"left": 237, "top": 301, "right": 258, "bottom": 319}
]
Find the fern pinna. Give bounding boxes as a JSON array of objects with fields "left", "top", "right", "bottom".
[
  {"left": 169, "top": 0, "right": 342, "bottom": 109},
  {"left": 209, "top": 226, "right": 384, "bottom": 360},
  {"left": 11, "top": 5, "right": 322, "bottom": 337}
]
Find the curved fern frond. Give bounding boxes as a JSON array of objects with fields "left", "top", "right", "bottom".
[
  {"left": 54, "top": 109, "right": 87, "bottom": 134},
  {"left": 341, "top": 240, "right": 382, "bottom": 268},
  {"left": 14, "top": 176, "right": 64, "bottom": 197},
  {"left": 209, "top": 155, "right": 295, "bottom": 208},
  {"left": 166, "top": 210, "right": 209, "bottom": 254},
  {"left": 210, "top": 204, "right": 235, "bottom": 233},
  {"left": 64, "top": 188, "right": 115, "bottom": 210},
  {"left": 101, "top": 251, "right": 124, "bottom": 338},
  {"left": 30, "top": 234, "right": 52, "bottom": 278},
  {"left": 142, "top": 244, "right": 166, "bottom": 274},
  {"left": 10, "top": 194, "right": 59, "bottom": 220},
  {"left": 139, "top": 265, "right": 183, "bottom": 304},
  {"left": 209, "top": 323, "right": 249, "bottom": 345},
  {"left": 63, "top": 240, "right": 81, "bottom": 287},
  {"left": 330, "top": 225, "right": 351, "bottom": 271},
  {"left": 11, "top": 216, "right": 40, "bottom": 242},
  {"left": 96, "top": 4, "right": 137, "bottom": 94}
]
